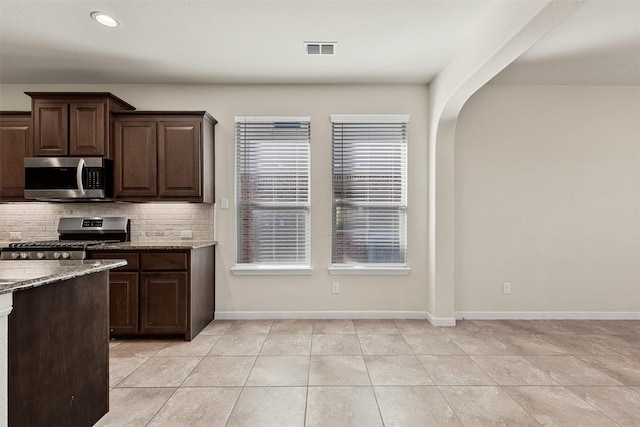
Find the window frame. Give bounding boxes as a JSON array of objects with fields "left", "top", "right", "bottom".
[
  {"left": 232, "top": 116, "right": 313, "bottom": 276},
  {"left": 329, "top": 114, "right": 410, "bottom": 276}
]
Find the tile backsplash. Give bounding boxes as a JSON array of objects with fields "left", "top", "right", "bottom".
[{"left": 0, "top": 203, "right": 215, "bottom": 242}]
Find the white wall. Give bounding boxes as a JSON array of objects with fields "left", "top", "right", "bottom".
[
  {"left": 7, "top": 83, "right": 635, "bottom": 318},
  {"left": 0, "top": 84, "right": 430, "bottom": 317},
  {"left": 425, "top": 0, "right": 584, "bottom": 323},
  {"left": 454, "top": 85, "right": 640, "bottom": 315}
]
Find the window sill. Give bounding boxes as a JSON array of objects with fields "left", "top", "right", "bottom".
[
  {"left": 328, "top": 265, "right": 411, "bottom": 276},
  {"left": 231, "top": 266, "right": 314, "bottom": 276}
]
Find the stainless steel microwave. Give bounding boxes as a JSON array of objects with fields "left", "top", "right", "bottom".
[{"left": 24, "top": 157, "right": 113, "bottom": 201}]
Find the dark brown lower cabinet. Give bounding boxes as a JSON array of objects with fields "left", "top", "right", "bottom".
[
  {"left": 9, "top": 271, "right": 109, "bottom": 427},
  {"left": 90, "top": 246, "right": 214, "bottom": 340},
  {"left": 109, "top": 271, "right": 139, "bottom": 335}
]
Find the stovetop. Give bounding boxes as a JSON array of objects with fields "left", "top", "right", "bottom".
[
  {"left": 8, "top": 239, "right": 121, "bottom": 250},
  {"left": 1, "top": 239, "right": 123, "bottom": 260},
  {"left": 2, "top": 216, "right": 130, "bottom": 261}
]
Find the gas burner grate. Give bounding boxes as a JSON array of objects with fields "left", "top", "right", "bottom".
[{"left": 8, "top": 240, "right": 121, "bottom": 250}]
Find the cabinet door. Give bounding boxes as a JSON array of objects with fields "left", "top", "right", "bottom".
[
  {"left": 139, "top": 272, "right": 187, "bottom": 334},
  {"left": 69, "top": 99, "right": 107, "bottom": 156},
  {"left": 113, "top": 118, "right": 158, "bottom": 197},
  {"left": 0, "top": 115, "right": 32, "bottom": 200},
  {"left": 158, "top": 119, "right": 202, "bottom": 198},
  {"left": 109, "top": 272, "right": 139, "bottom": 335},
  {"left": 32, "top": 99, "right": 68, "bottom": 155}
]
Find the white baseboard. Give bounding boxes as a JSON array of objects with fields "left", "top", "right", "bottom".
[
  {"left": 455, "top": 311, "right": 640, "bottom": 320},
  {"left": 215, "top": 311, "right": 430, "bottom": 321},
  {"left": 215, "top": 311, "right": 458, "bottom": 327},
  {"left": 213, "top": 310, "right": 639, "bottom": 325},
  {"left": 426, "top": 313, "right": 457, "bottom": 327}
]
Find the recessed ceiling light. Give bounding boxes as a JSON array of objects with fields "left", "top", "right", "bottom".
[{"left": 90, "top": 11, "right": 120, "bottom": 28}]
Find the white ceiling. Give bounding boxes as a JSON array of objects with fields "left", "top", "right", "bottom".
[
  {"left": 491, "top": 0, "right": 640, "bottom": 85},
  {"left": 0, "top": 0, "right": 638, "bottom": 86}
]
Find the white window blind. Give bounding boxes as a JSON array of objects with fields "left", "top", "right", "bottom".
[
  {"left": 235, "top": 116, "right": 310, "bottom": 266},
  {"left": 332, "top": 115, "right": 408, "bottom": 265}
]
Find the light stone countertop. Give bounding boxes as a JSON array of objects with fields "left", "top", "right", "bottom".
[
  {"left": 1, "top": 240, "right": 217, "bottom": 252},
  {"left": 0, "top": 259, "right": 127, "bottom": 295},
  {"left": 87, "top": 240, "right": 217, "bottom": 251}
]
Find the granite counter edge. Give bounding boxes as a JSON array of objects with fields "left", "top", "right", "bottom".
[
  {"left": 0, "top": 259, "right": 127, "bottom": 295},
  {"left": 88, "top": 240, "right": 218, "bottom": 251}
]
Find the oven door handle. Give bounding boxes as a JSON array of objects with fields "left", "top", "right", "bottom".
[{"left": 76, "top": 158, "right": 86, "bottom": 196}]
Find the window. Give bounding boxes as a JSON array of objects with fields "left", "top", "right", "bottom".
[
  {"left": 233, "top": 116, "right": 311, "bottom": 274},
  {"left": 331, "top": 115, "right": 409, "bottom": 274}
]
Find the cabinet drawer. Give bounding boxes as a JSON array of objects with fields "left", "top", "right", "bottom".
[
  {"left": 141, "top": 252, "right": 188, "bottom": 271},
  {"left": 91, "top": 252, "right": 139, "bottom": 271}
]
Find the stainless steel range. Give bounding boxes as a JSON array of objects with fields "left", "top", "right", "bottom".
[{"left": 1, "top": 216, "right": 130, "bottom": 260}]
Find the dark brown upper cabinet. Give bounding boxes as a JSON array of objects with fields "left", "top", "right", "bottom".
[
  {"left": 0, "top": 112, "right": 33, "bottom": 201},
  {"left": 26, "top": 92, "right": 135, "bottom": 158},
  {"left": 112, "top": 111, "right": 216, "bottom": 203}
]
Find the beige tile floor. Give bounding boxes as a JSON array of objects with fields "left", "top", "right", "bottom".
[{"left": 95, "top": 319, "right": 640, "bottom": 426}]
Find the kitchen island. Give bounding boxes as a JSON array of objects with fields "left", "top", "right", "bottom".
[{"left": 0, "top": 259, "right": 126, "bottom": 427}]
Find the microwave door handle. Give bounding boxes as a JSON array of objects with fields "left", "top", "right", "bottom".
[{"left": 76, "top": 158, "right": 86, "bottom": 196}]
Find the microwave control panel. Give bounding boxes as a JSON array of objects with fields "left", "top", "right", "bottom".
[{"left": 86, "top": 168, "right": 103, "bottom": 189}]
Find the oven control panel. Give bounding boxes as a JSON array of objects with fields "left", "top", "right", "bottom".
[{"left": 82, "top": 219, "right": 103, "bottom": 228}]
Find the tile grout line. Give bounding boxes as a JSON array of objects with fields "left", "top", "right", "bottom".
[
  {"left": 360, "top": 323, "right": 384, "bottom": 426},
  {"left": 399, "top": 321, "right": 468, "bottom": 426},
  {"left": 441, "top": 326, "right": 544, "bottom": 426},
  {"left": 224, "top": 321, "right": 272, "bottom": 425},
  {"left": 145, "top": 339, "right": 219, "bottom": 426},
  {"left": 110, "top": 340, "right": 170, "bottom": 389}
]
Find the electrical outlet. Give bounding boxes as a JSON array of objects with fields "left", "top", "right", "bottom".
[
  {"left": 332, "top": 282, "right": 340, "bottom": 294},
  {"left": 220, "top": 198, "right": 229, "bottom": 209},
  {"left": 503, "top": 282, "right": 511, "bottom": 294},
  {"left": 180, "top": 230, "right": 193, "bottom": 239},
  {"left": 9, "top": 231, "right": 21, "bottom": 241}
]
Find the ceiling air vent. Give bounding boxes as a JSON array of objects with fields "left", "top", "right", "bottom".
[{"left": 305, "top": 42, "right": 336, "bottom": 55}]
